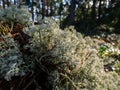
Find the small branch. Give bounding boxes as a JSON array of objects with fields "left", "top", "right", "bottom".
[
  {"left": 60, "top": 73, "right": 79, "bottom": 90},
  {"left": 23, "top": 73, "right": 38, "bottom": 90},
  {"left": 10, "top": 22, "right": 14, "bottom": 32}
]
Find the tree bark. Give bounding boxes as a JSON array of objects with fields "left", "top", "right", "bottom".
[
  {"left": 92, "top": 0, "right": 96, "bottom": 20},
  {"left": 41, "top": 0, "right": 45, "bottom": 19},
  {"left": 2, "top": 0, "right": 5, "bottom": 9},
  {"left": 98, "top": 0, "right": 102, "bottom": 19},
  {"left": 31, "top": 0, "right": 34, "bottom": 21},
  {"left": 69, "top": 0, "right": 76, "bottom": 25},
  {"left": 18, "top": 0, "right": 21, "bottom": 8},
  {"left": 6, "top": 0, "right": 10, "bottom": 7},
  {"left": 50, "top": 1, "right": 53, "bottom": 16}
]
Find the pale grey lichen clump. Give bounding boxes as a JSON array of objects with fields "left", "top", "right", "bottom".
[
  {"left": 0, "top": 10, "right": 120, "bottom": 89},
  {"left": 27, "top": 19, "right": 120, "bottom": 90},
  {"left": 0, "top": 6, "right": 32, "bottom": 81},
  {"left": 0, "top": 34, "right": 24, "bottom": 81},
  {"left": 0, "top": 5, "right": 32, "bottom": 26}
]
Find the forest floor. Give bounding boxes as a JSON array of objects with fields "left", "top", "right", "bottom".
[{"left": 0, "top": 22, "right": 120, "bottom": 90}]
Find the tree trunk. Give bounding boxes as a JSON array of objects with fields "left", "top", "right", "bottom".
[
  {"left": 18, "top": 0, "right": 21, "bottom": 8},
  {"left": 98, "top": 0, "right": 102, "bottom": 19},
  {"left": 14, "top": 0, "right": 16, "bottom": 5},
  {"left": 6, "top": 0, "right": 10, "bottom": 7},
  {"left": 41, "top": 0, "right": 45, "bottom": 19},
  {"left": 69, "top": 0, "right": 76, "bottom": 25},
  {"left": 46, "top": 0, "right": 49, "bottom": 16},
  {"left": 31, "top": 0, "right": 34, "bottom": 21},
  {"left": 92, "top": 0, "right": 96, "bottom": 20},
  {"left": 50, "top": 1, "right": 53, "bottom": 16},
  {"left": 2, "top": 0, "right": 5, "bottom": 9}
]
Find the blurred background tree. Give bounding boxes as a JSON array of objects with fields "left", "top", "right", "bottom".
[{"left": 0, "top": 0, "right": 120, "bottom": 34}]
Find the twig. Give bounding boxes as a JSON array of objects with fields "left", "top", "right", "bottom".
[
  {"left": 23, "top": 73, "right": 38, "bottom": 90},
  {"left": 60, "top": 73, "right": 79, "bottom": 90}
]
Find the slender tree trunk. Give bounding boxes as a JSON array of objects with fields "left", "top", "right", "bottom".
[
  {"left": 38, "top": 0, "right": 41, "bottom": 14},
  {"left": 48, "top": 1, "right": 50, "bottom": 16},
  {"left": 45, "top": 0, "right": 48, "bottom": 16},
  {"left": 6, "top": 0, "right": 10, "bottom": 7},
  {"left": 92, "top": 0, "right": 96, "bottom": 20},
  {"left": 50, "top": 1, "right": 53, "bottom": 16},
  {"left": 69, "top": 0, "right": 76, "bottom": 25},
  {"left": 59, "top": 3, "right": 63, "bottom": 26},
  {"left": 41, "top": 0, "right": 45, "bottom": 19},
  {"left": 2, "top": 0, "right": 5, "bottom": 9},
  {"left": 98, "top": 0, "right": 102, "bottom": 19},
  {"left": 31, "top": 0, "right": 34, "bottom": 21},
  {"left": 14, "top": 0, "right": 16, "bottom": 5},
  {"left": 18, "top": 0, "right": 21, "bottom": 8}
]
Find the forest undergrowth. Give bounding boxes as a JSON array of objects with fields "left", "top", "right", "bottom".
[{"left": 1, "top": 6, "right": 120, "bottom": 90}]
